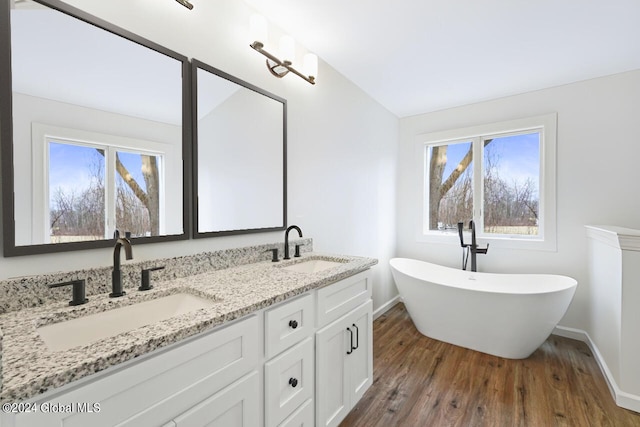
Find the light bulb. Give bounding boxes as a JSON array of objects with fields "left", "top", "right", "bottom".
[
  {"left": 279, "top": 35, "right": 295, "bottom": 64},
  {"left": 303, "top": 53, "right": 318, "bottom": 79},
  {"left": 249, "top": 14, "right": 267, "bottom": 46}
]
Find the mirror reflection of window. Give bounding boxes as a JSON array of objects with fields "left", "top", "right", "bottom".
[
  {"left": 36, "top": 122, "right": 171, "bottom": 245},
  {"left": 47, "top": 141, "right": 164, "bottom": 243},
  {"left": 7, "top": 1, "right": 185, "bottom": 249},
  {"left": 48, "top": 142, "right": 106, "bottom": 243}
]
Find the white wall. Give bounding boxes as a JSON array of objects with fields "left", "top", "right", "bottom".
[
  {"left": 1, "top": 0, "right": 398, "bottom": 313},
  {"left": 397, "top": 69, "right": 640, "bottom": 330}
]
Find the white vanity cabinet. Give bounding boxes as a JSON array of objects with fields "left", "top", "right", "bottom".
[
  {"left": 262, "top": 270, "right": 373, "bottom": 427},
  {"left": 315, "top": 272, "right": 373, "bottom": 427},
  {"left": 10, "top": 314, "right": 261, "bottom": 427},
  {"left": 3, "top": 268, "right": 374, "bottom": 427}
]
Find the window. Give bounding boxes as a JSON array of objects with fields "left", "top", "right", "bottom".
[
  {"left": 417, "top": 114, "right": 557, "bottom": 251},
  {"left": 32, "top": 124, "right": 168, "bottom": 244}
]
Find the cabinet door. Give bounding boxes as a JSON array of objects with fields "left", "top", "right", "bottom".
[
  {"left": 346, "top": 300, "right": 373, "bottom": 403},
  {"left": 173, "top": 371, "right": 259, "bottom": 427},
  {"left": 315, "top": 312, "right": 350, "bottom": 427},
  {"left": 315, "top": 300, "right": 373, "bottom": 427}
]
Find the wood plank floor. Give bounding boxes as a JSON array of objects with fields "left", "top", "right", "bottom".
[{"left": 341, "top": 303, "right": 640, "bottom": 427}]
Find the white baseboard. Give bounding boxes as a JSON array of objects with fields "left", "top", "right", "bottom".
[
  {"left": 553, "top": 325, "right": 640, "bottom": 413},
  {"left": 373, "top": 295, "right": 401, "bottom": 320}
]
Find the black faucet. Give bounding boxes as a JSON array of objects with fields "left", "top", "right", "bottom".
[
  {"left": 111, "top": 230, "right": 133, "bottom": 297},
  {"left": 284, "top": 225, "right": 303, "bottom": 260},
  {"left": 457, "top": 221, "right": 489, "bottom": 272}
]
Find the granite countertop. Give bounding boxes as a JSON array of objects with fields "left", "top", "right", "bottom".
[{"left": 0, "top": 253, "right": 377, "bottom": 403}]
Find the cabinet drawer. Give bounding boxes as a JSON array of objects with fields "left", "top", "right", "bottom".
[
  {"left": 115, "top": 316, "right": 260, "bottom": 427},
  {"left": 174, "top": 370, "right": 259, "bottom": 427},
  {"left": 15, "top": 315, "right": 260, "bottom": 427},
  {"left": 265, "top": 293, "right": 314, "bottom": 359},
  {"left": 316, "top": 270, "right": 371, "bottom": 327},
  {"left": 265, "top": 337, "right": 314, "bottom": 427},
  {"left": 279, "top": 398, "right": 313, "bottom": 427}
]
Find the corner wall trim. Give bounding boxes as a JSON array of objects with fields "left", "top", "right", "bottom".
[
  {"left": 373, "top": 295, "right": 401, "bottom": 320},
  {"left": 553, "top": 325, "right": 640, "bottom": 413}
]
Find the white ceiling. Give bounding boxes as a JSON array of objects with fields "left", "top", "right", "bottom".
[{"left": 243, "top": 0, "right": 640, "bottom": 117}]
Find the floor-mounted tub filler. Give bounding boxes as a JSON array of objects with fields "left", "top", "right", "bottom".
[{"left": 389, "top": 258, "right": 577, "bottom": 359}]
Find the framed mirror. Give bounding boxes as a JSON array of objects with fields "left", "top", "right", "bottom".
[
  {"left": 0, "top": 0, "right": 191, "bottom": 256},
  {"left": 192, "top": 59, "right": 286, "bottom": 237}
]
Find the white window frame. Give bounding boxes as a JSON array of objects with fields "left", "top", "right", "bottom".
[
  {"left": 415, "top": 113, "right": 557, "bottom": 251},
  {"left": 32, "top": 123, "right": 168, "bottom": 243}
]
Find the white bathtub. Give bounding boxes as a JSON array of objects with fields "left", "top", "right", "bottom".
[{"left": 389, "top": 258, "right": 577, "bottom": 359}]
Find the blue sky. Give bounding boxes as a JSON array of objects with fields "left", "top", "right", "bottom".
[
  {"left": 440, "top": 132, "right": 540, "bottom": 195},
  {"left": 485, "top": 133, "right": 540, "bottom": 195},
  {"left": 49, "top": 142, "right": 147, "bottom": 205}
]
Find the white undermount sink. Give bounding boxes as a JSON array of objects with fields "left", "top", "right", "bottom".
[
  {"left": 282, "top": 259, "right": 346, "bottom": 273},
  {"left": 37, "top": 292, "right": 217, "bottom": 352}
]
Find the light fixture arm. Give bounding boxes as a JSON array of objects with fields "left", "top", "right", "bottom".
[
  {"left": 175, "top": 0, "right": 193, "bottom": 9},
  {"left": 250, "top": 41, "right": 316, "bottom": 85}
]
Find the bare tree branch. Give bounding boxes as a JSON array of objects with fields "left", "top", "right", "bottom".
[
  {"left": 115, "top": 154, "right": 149, "bottom": 207},
  {"left": 95, "top": 149, "right": 149, "bottom": 207}
]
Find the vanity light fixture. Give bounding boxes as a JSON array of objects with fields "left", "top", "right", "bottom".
[
  {"left": 175, "top": 0, "right": 193, "bottom": 10},
  {"left": 249, "top": 14, "right": 317, "bottom": 85}
]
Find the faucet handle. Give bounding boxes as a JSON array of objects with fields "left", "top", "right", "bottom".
[
  {"left": 49, "top": 279, "right": 88, "bottom": 306},
  {"left": 294, "top": 243, "right": 303, "bottom": 258},
  {"left": 140, "top": 266, "right": 165, "bottom": 291},
  {"left": 477, "top": 243, "right": 489, "bottom": 255},
  {"left": 265, "top": 248, "right": 279, "bottom": 262}
]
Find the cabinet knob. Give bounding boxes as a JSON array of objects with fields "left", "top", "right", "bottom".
[
  {"left": 289, "top": 377, "right": 298, "bottom": 388},
  {"left": 288, "top": 320, "right": 298, "bottom": 329}
]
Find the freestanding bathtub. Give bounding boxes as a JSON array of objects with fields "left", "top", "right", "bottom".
[{"left": 389, "top": 258, "right": 577, "bottom": 359}]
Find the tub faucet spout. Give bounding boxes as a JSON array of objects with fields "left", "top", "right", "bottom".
[{"left": 458, "top": 221, "right": 489, "bottom": 272}]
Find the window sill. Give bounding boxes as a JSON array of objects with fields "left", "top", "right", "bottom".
[{"left": 416, "top": 231, "right": 557, "bottom": 252}]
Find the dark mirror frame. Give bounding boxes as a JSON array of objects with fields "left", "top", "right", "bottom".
[
  {"left": 0, "top": 0, "right": 192, "bottom": 256},
  {"left": 191, "top": 59, "right": 287, "bottom": 238}
]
